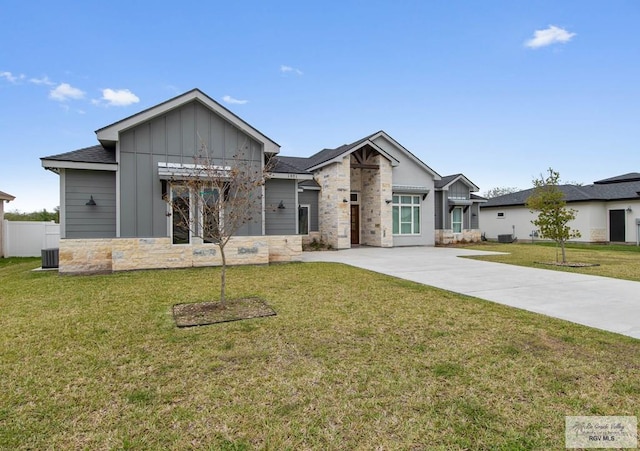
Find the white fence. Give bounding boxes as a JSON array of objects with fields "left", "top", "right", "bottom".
[{"left": 2, "top": 220, "right": 60, "bottom": 257}]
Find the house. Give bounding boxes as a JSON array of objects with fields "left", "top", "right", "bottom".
[
  {"left": 433, "top": 174, "right": 485, "bottom": 244},
  {"left": 0, "top": 190, "right": 16, "bottom": 258},
  {"left": 41, "top": 89, "right": 481, "bottom": 273},
  {"left": 480, "top": 173, "right": 640, "bottom": 244},
  {"left": 275, "top": 130, "right": 442, "bottom": 249}
]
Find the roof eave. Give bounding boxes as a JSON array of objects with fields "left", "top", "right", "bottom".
[{"left": 41, "top": 159, "right": 118, "bottom": 172}]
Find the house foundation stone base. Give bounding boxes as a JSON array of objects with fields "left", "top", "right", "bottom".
[
  {"left": 435, "top": 229, "right": 481, "bottom": 245},
  {"left": 58, "top": 235, "right": 302, "bottom": 274}
]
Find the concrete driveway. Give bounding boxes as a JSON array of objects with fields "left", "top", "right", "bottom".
[{"left": 301, "top": 246, "right": 640, "bottom": 340}]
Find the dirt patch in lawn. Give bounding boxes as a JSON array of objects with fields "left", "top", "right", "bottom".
[
  {"left": 536, "top": 262, "right": 600, "bottom": 268},
  {"left": 173, "top": 297, "right": 276, "bottom": 327}
]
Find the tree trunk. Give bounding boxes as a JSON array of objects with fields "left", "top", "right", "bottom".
[
  {"left": 560, "top": 240, "right": 567, "bottom": 263},
  {"left": 219, "top": 244, "right": 227, "bottom": 306}
]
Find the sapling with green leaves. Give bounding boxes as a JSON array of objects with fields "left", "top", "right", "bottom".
[{"left": 526, "top": 168, "right": 581, "bottom": 263}]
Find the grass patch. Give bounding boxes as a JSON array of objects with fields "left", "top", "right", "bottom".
[
  {"left": 464, "top": 242, "right": 640, "bottom": 281},
  {"left": 1, "top": 257, "right": 638, "bottom": 449}
]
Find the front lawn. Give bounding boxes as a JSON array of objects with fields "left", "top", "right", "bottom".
[
  {"left": 464, "top": 242, "right": 640, "bottom": 281},
  {"left": 1, "top": 258, "right": 638, "bottom": 449}
]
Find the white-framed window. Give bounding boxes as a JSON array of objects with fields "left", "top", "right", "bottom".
[
  {"left": 298, "top": 204, "right": 310, "bottom": 235},
  {"left": 392, "top": 195, "right": 421, "bottom": 235},
  {"left": 170, "top": 184, "right": 223, "bottom": 245},
  {"left": 497, "top": 212, "right": 505, "bottom": 219},
  {"left": 452, "top": 207, "right": 463, "bottom": 233}
]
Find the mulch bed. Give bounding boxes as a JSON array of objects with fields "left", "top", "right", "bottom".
[
  {"left": 536, "top": 261, "right": 600, "bottom": 268},
  {"left": 173, "top": 297, "right": 276, "bottom": 327}
]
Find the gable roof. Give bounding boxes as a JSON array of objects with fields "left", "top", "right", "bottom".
[
  {"left": 483, "top": 174, "right": 640, "bottom": 208},
  {"left": 0, "top": 190, "right": 15, "bottom": 202},
  {"left": 435, "top": 173, "right": 480, "bottom": 192},
  {"left": 304, "top": 132, "right": 400, "bottom": 171},
  {"left": 366, "top": 130, "right": 440, "bottom": 179},
  {"left": 96, "top": 88, "right": 280, "bottom": 154}
]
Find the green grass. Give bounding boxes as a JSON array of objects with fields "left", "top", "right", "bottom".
[
  {"left": 464, "top": 242, "right": 640, "bottom": 281},
  {"left": 1, "top": 257, "right": 639, "bottom": 449}
]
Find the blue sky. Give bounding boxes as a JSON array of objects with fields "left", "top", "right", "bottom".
[{"left": 1, "top": 0, "right": 639, "bottom": 212}]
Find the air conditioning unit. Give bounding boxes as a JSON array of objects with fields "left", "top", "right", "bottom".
[
  {"left": 41, "top": 248, "right": 59, "bottom": 269},
  {"left": 498, "top": 234, "right": 514, "bottom": 243}
]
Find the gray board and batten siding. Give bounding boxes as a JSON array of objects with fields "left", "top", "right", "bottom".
[
  {"left": 298, "top": 189, "right": 319, "bottom": 232},
  {"left": 118, "top": 100, "right": 264, "bottom": 238},
  {"left": 64, "top": 169, "right": 116, "bottom": 238},
  {"left": 265, "top": 179, "right": 297, "bottom": 235},
  {"left": 435, "top": 180, "right": 479, "bottom": 230}
]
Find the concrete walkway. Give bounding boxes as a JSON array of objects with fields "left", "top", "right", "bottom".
[{"left": 301, "top": 247, "right": 640, "bottom": 340}]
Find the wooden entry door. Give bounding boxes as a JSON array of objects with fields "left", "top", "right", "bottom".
[
  {"left": 351, "top": 204, "right": 360, "bottom": 245},
  {"left": 609, "top": 209, "right": 625, "bottom": 242}
]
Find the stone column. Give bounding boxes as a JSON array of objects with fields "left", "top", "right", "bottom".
[{"left": 316, "top": 156, "right": 351, "bottom": 249}]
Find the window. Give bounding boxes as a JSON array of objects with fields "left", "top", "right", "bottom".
[
  {"left": 350, "top": 193, "right": 359, "bottom": 203},
  {"left": 298, "top": 205, "right": 310, "bottom": 235},
  {"left": 202, "top": 187, "right": 221, "bottom": 244},
  {"left": 392, "top": 195, "right": 420, "bottom": 235},
  {"left": 452, "top": 207, "right": 463, "bottom": 233},
  {"left": 171, "top": 186, "right": 191, "bottom": 244},
  {"left": 170, "top": 184, "right": 223, "bottom": 245},
  {"left": 497, "top": 212, "right": 505, "bottom": 219}
]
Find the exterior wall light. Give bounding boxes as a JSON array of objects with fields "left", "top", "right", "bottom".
[{"left": 86, "top": 195, "right": 97, "bottom": 206}]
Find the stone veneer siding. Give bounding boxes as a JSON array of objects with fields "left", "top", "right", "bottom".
[
  {"left": 316, "top": 156, "right": 351, "bottom": 249},
  {"left": 435, "top": 229, "right": 482, "bottom": 245},
  {"left": 360, "top": 154, "right": 393, "bottom": 247},
  {"left": 58, "top": 235, "right": 301, "bottom": 274}
]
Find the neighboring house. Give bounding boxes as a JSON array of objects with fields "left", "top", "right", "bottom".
[
  {"left": 480, "top": 173, "right": 640, "bottom": 244},
  {"left": 434, "top": 174, "right": 485, "bottom": 244},
  {"left": 0, "top": 190, "right": 16, "bottom": 258},
  {"left": 41, "top": 89, "right": 481, "bottom": 273}
]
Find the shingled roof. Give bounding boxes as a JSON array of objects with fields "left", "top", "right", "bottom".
[
  {"left": 41, "top": 145, "right": 116, "bottom": 165},
  {"left": 483, "top": 174, "right": 640, "bottom": 208}
]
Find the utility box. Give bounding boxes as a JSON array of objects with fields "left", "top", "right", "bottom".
[{"left": 41, "top": 248, "right": 59, "bottom": 269}]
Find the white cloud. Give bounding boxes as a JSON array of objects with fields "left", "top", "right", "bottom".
[
  {"left": 49, "top": 83, "right": 85, "bottom": 101},
  {"left": 525, "top": 25, "right": 576, "bottom": 49},
  {"left": 100, "top": 88, "right": 140, "bottom": 106},
  {"left": 222, "top": 95, "right": 248, "bottom": 105},
  {"left": 280, "top": 65, "right": 303, "bottom": 75},
  {"left": 1, "top": 71, "right": 25, "bottom": 83},
  {"left": 29, "top": 76, "right": 55, "bottom": 86}
]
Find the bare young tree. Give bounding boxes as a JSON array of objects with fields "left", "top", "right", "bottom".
[{"left": 165, "top": 139, "right": 273, "bottom": 305}]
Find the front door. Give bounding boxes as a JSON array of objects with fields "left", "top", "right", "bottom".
[
  {"left": 609, "top": 209, "right": 625, "bottom": 242},
  {"left": 351, "top": 204, "right": 360, "bottom": 245}
]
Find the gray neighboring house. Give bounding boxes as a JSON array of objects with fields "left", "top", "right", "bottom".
[
  {"left": 480, "top": 172, "right": 640, "bottom": 244},
  {"left": 42, "top": 89, "right": 483, "bottom": 273},
  {"left": 434, "top": 174, "right": 485, "bottom": 244},
  {"left": 0, "top": 190, "right": 16, "bottom": 258}
]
